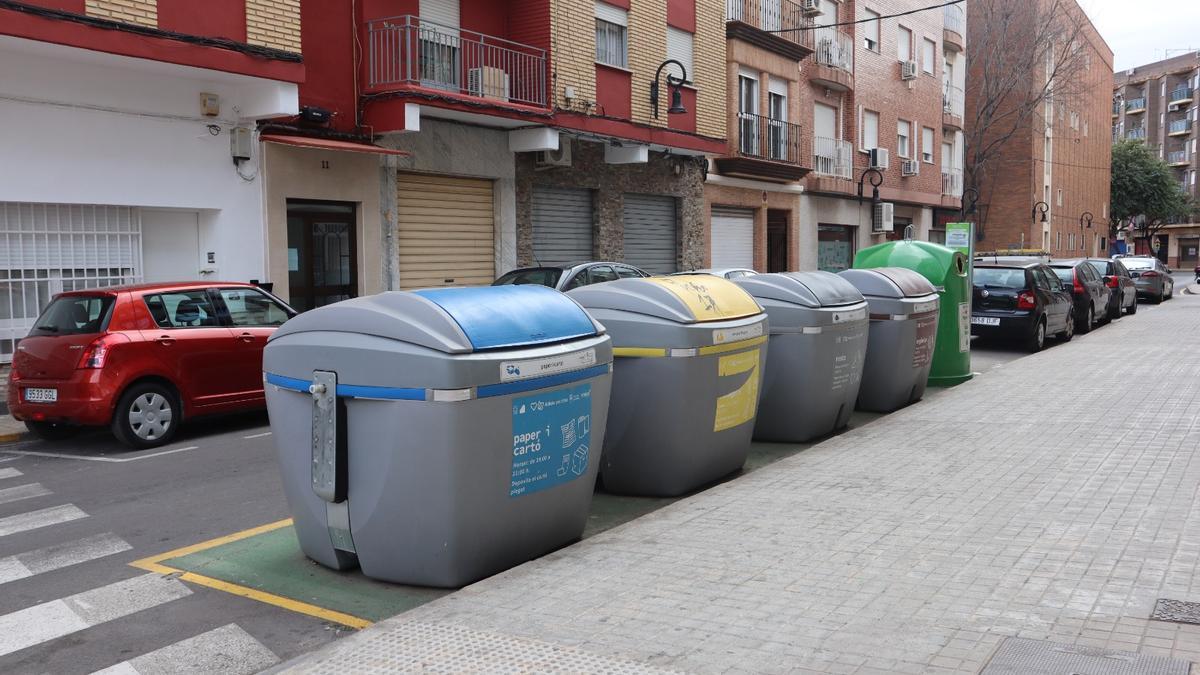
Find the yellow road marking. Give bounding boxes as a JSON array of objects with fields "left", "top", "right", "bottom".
[{"left": 130, "top": 518, "right": 372, "bottom": 630}]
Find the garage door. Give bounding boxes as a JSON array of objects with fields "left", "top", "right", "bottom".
[
  {"left": 532, "top": 187, "right": 593, "bottom": 265},
  {"left": 710, "top": 207, "right": 754, "bottom": 269},
  {"left": 623, "top": 194, "right": 677, "bottom": 274},
  {"left": 396, "top": 173, "right": 494, "bottom": 289},
  {"left": 1, "top": 202, "right": 142, "bottom": 363}
]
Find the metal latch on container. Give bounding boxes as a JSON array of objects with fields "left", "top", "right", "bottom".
[{"left": 310, "top": 370, "right": 346, "bottom": 503}]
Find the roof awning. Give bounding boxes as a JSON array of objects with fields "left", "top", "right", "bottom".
[{"left": 261, "top": 134, "right": 408, "bottom": 156}]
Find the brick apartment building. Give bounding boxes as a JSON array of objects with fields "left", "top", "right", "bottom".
[
  {"left": 965, "top": 0, "right": 1114, "bottom": 258},
  {"left": 1113, "top": 51, "right": 1200, "bottom": 268},
  {"left": 703, "top": 0, "right": 968, "bottom": 274}
]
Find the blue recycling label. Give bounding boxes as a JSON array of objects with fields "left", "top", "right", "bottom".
[{"left": 510, "top": 383, "right": 592, "bottom": 498}]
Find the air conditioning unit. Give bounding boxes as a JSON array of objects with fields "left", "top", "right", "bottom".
[
  {"left": 901, "top": 61, "right": 919, "bottom": 80},
  {"left": 800, "top": 0, "right": 822, "bottom": 14},
  {"left": 873, "top": 202, "right": 895, "bottom": 232},
  {"left": 535, "top": 136, "right": 572, "bottom": 168},
  {"left": 901, "top": 159, "right": 920, "bottom": 176},
  {"left": 468, "top": 67, "right": 510, "bottom": 102},
  {"left": 869, "top": 147, "right": 889, "bottom": 170},
  {"left": 1169, "top": 103, "right": 1182, "bottom": 112}
]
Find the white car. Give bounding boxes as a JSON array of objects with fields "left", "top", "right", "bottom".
[{"left": 674, "top": 268, "right": 759, "bottom": 279}]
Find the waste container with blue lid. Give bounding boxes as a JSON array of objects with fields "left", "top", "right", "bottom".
[
  {"left": 263, "top": 285, "right": 613, "bottom": 587},
  {"left": 839, "top": 267, "right": 941, "bottom": 412},
  {"left": 567, "top": 275, "right": 767, "bottom": 497},
  {"left": 732, "top": 271, "right": 869, "bottom": 442}
]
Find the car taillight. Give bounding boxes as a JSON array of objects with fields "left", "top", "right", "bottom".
[
  {"left": 1017, "top": 291, "right": 1037, "bottom": 310},
  {"left": 77, "top": 333, "right": 129, "bottom": 369},
  {"left": 1141, "top": 270, "right": 1159, "bottom": 278},
  {"left": 1105, "top": 276, "right": 1118, "bottom": 289},
  {"left": 1073, "top": 271, "right": 1085, "bottom": 294}
]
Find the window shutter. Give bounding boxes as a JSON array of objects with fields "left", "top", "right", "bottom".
[
  {"left": 595, "top": 1, "right": 627, "bottom": 26},
  {"left": 666, "top": 27, "right": 694, "bottom": 82}
]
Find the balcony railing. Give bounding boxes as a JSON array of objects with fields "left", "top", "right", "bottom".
[
  {"left": 1169, "top": 87, "right": 1195, "bottom": 103},
  {"left": 726, "top": 0, "right": 814, "bottom": 50},
  {"left": 737, "top": 112, "right": 806, "bottom": 165},
  {"left": 1112, "top": 101, "right": 1121, "bottom": 116},
  {"left": 1168, "top": 150, "right": 1189, "bottom": 164},
  {"left": 943, "top": 3, "right": 965, "bottom": 35},
  {"left": 366, "top": 16, "right": 548, "bottom": 108},
  {"left": 1127, "top": 127, "right": 1146, "bottom": 140},
  {"left": 942, "top": 168, "right": 964, "bottom": 197},
  {"left": 812, "top": 137, "right": 853, "bottom": 179},
  {"left": 943, "top": 82, "right": 964, "bottom": 118},
  {"left": 813, "top": 26, "right": 854, "bottom": 72},
  {"left": 1169, "top": 119, "right": 1191, "bottom": 135},
  {"left": 1125, "top": 97, "right": 1147, "bottom": 112}
]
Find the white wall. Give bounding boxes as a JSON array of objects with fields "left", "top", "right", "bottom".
[
  {"left": 0, "top": 37, "right": 297, "bottom": 285},
  {"left": 799, "top": 195, "right": 933, "bottom": 270}
]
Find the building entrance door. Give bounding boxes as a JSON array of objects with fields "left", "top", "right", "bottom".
[{"left": 286, "top": 201, "right": 357, "bottom": 313}]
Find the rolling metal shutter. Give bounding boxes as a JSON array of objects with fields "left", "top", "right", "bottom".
[
  {"left": 622, "top": 194, "right": 677, "bottom": 274},
  {"left": 532, "top": 187, "right": 593, "bottom": 265},
  {"left": 710, "top": 207, "right": 755, "bottom": 269},
  {"left": 396, "top": 173, "right": 495, "bottom": 289}
]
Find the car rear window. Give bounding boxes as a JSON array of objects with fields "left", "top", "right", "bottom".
[
  {"left": 493, "top": 269, "right": 563, "bottom": 287},
  {"left": 30, "top": 295, "right": 114, "bottom": 336},
  {"left": 1086, "top": 261, "right": 1110, "bottom": 275},
  {"left": 973, "top": 267, "right": 1027, "bottom": 288},
  {"left": 1050, "top": 267, "right": 1075, "bottom": 283},
  {"left": 1120, "top": 258, "right": 1154, "bottom": 270}
]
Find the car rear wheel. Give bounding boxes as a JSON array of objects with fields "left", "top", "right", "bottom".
[
  {"left": 112, "top": 383, "right": 179, "bottom": 449},
  {"left": 1106, "top": 297, "right": 1120, "bottom": 321},
  {"left": 1026, "top": 319, "right": 1046, "bottom": 353},
  {"left": 1078, "top": 305, "right": 1095, "bottom": 334},
  {"left": 1056, "top": 313, "right": 1075, "bottom": 342},
  {"left": 1127, "top": 297, "right": 1138, "bottom": 314},
  {"left": 24, "top": 420, "right": 81, "bottom": 442}
]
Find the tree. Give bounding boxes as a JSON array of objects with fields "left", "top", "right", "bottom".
[
  {"left": 964, "top": 0, "right": 1092, "bottom": 239},
  {"left": 1110, "top": 139, "right": 1192, "bottom": 249}
]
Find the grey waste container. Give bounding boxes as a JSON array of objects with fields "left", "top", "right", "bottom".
[
  {"left": 732, "top": 272, "right": 869, "bottom": 442},
  {"left": 263, "top": 285, "right": 613, "bottom": 587},
  {"left": 839, "top": 267, "right": 940, "bottom": 412},
  {"left": 567, "top": 275, "right": 768, "bottom": 497}
]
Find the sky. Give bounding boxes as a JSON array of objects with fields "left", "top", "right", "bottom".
[{"left": 1081, "top": 0, "right": 1200, "bottom": 71}]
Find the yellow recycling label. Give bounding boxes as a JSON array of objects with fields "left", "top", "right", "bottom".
[
  {"left": 644, "top": 275, "right": 762, "bottom": 322},
  {"left": 713, "top": 348, "right": 761, "bottom": 432}
]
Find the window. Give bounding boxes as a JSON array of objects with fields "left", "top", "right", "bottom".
[
  {"left": 144, "top": 290, "right": 219, "bottom": 329},
  {"left": 1083, "top": 120, "right": 1089, "bottom": 137},
  {"left": 588, "top": 265, "right": 619, "bottom": 284},
  {"left": 218, "top": 288, "right": 291, "bottom": 327},
  {"left": 922, "top": 38, "right": 935, "bottom": 74},
  {"left": 594, "top": 2, "right": 628, "bottom": 68},
  {"left": 861, "top": 109, "right": 879, "bottom": 150},
  {"left": 1071, "top": 111, "right": 1080, "bottom": 130},
  {"left": 666, "top": 27, "right": 693, "bottom": 83},
  {"left": 921, "top": 127, "right": 934, "bottom": 162},
  {"left": 30, "top": 295, "right": 114, "bottom": 337},
  {"left": 768, "top": 91, "right": 788, "bottom": 160},
  {"left": 615, "top": 265, "right": 644, "bottom": 279},
  {"left": 863, "top": 9, "right": 880, "bottom": 51},
  {"left": 1162, "top": 81, "right": 1167, "bottom": 98},
  {"left": 1056, "top": 188, "right": 1063, "bottom": 207},
  {"left": 898, "top": 27, "right": 912, "bottom": 62},
  {"left": 897, "top": 120, "right": 912, "bottom": 158},
  {"left": 739, "top": 74, "right": 759, "bottom": 155}
]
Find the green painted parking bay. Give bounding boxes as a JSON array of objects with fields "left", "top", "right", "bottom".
[{"left": 155, "top": 411, "right": 885, "bottom": 627}]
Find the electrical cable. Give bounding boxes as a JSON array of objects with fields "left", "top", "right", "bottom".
[{"left": 765, "top": 0, "right": 965, "bottom": 33}]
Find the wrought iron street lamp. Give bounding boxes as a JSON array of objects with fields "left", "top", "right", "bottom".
[{"left": 650, "top": 60, "right": 689, "bottom": 119}]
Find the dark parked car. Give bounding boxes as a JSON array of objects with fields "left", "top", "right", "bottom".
[
  {"left": 1048, "top": 260, "right": 1111, "bottom": 332},
  {"left": 493, "top": 262, "right": 651, "bottom": 291},
  {"left": 1117, "top": 255, "right": 1174, "bottom": 303},
  {"left": 971, "top": 261, "right": 1074, "bottom": 352},
  {"left": 1075, "top": 258, "right": 1137, "bottom": 318}
]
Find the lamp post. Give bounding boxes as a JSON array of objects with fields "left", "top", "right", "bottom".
[
  {"left": 960, "top": 187, "right": 979, "bottom": 219},
  {"left": 1079, "top": 211, "right": 1093, "bottom": 255},
  {"left": 1031, "top": 201, "right": 1049, "bottom": 252},
  {"left": 857, "top": 168, "right": 885, "bottom": 231},
  {"left": 650, "top": 60, "right": 689, "bottom": 119}
]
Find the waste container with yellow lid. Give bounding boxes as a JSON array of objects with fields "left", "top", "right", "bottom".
[{"left": 567, "top": 275, "right": 767, "bottom": 497}]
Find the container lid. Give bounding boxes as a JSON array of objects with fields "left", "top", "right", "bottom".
[
  {"left": 838, "top": 267, "right": 937, "bottom": 299},
  {"left": 270, "top": 286, "right": 600, "bottom": 354},
  {"left": 733, "top": 271, "right": 865, "bottom": 308},
  {"left": 853, "top": 240, "right": 968, "bottom": 283},
  {"left": 567, "top": 275, "right": 762, "bottom": 324}
]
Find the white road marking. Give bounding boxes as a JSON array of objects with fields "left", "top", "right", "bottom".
[
  {"left": 0, "top": 457, "right": 20, "bottom": 464},
  {"left": 91, "top": 624, "right": 278, "bottom": 675},
  {"left": 0, "top": 483, "right": 51, "bottom": 506},
  {"left": 0, "top": 504, "right": 87, "bottom": 538},
  {"left": 0, "top": 468, "right": 22, "bottom": 479},
  {"left": 0, "top": 446, "right": 199, "bottom": 463},
  {"left": 0, "top": 533, "right": 132, "bottom": 586},
  {"left": 242, "top": 431, "right": 272, "bottom": 439},
  {"left": 0, "top": 573, "right": 192, "bottom": 657}
]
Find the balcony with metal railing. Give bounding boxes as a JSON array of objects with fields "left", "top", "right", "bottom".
[
  {"left": 714, "top": 112, "right": 812, "bottom": 181},
  {"left": 1169, "top": 86, "right": 1195, "bottom": 105},
  {"left": 1169, "top": 118, "right": 1192, "bottom": 136},
  {"left": 942, "top": 167, "right": 964, "bottom": 198},
  {"left": 943, "top": 3, "right": 965, "bottom": 51},
  {"left": 1127, "top": 126, "right": 1146, "bottom": 140},
  {"left": 365, "top": 16, "right": 548, "bottom": 109},
  {"left": 1112, "top": 101, "right": 1121, "bottom": 117},
  {"left": 726, "top": 0, "right": 814, "bottom": 61},
  {"left": 812, "top": 137, "right": 853, "bottom": 179},
  {"left": 943, "top": 81, "right": 964, "bottom": 129},
  {"left": 810, "top": 26, "right": 854, "bottom": 90},
  {"left": 1125, "top": 97, "right": 1147, "bottom": 113},
  {"left": 1168, "top": 150, "right": 1189, "bottom": 166}
]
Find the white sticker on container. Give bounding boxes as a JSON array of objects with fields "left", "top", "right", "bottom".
[
  {"left": 831, "top": 307, "right": 868, "bottom": 324},
  {"left": 712, "top": 322, "right": 764, "bottom": 345},
  {"left": 958, "top": 302, "right": 970, "bottom": 352},
  {"left": 500, "top": 349, "right": 597, "bottom": 383},
  {"left": 912, "top": 300, "right": 939, "bottom": 315}
]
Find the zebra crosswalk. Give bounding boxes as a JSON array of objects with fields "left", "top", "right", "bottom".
[{"left": 0, "top": 467, "right": 281, "bottom": 673}]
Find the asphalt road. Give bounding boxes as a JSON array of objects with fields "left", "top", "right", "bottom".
[{"left": 0, "top": 332, "right": 1092, "bottom": 673}]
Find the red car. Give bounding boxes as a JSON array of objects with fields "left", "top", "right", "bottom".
[{"left": 7, "top": 282, "right": 295, "bottom": 449}]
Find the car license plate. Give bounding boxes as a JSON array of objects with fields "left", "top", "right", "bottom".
[
  {"left": 23, "top": 388, "right": 57, "bottom": 403},
  {"left": 971, "top": 316, "right": 1001, "bottom": 326}
]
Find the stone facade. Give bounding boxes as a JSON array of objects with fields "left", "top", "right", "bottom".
[
  {"left": 85, "top": 0, "right": 157, "bottom": 28},
  {"left": 515, "top": 139, "right": 706, "bottom": 270},
  {"left": 246, "top": 0, "right": 302, "bottom": 54}
]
